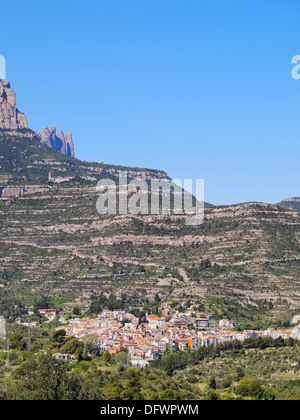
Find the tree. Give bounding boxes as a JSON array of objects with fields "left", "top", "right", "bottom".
[
  {"left": 5, "top": 353, "right": 82, "bottom": 400},
  {"left": 158, "top": 389, "right": 181, "bottom": 400},
  {"left": 75, "top": 347, "right": 84, "bottom": 362},
  {"left": 103, "top": 351, "right": 112, "bottom": 365},
  {"left": 263, "top": 387, "right": 277, "bottom": 401},
  {"left": 154, "top": 293, "right": 161, "bottom": 304},
  {"left": 73, "top": 306, "right": 81, "bottom": 316},
  {"left": 115, "top": 351, "right": 128, "bottom": 366},
  {"left": 33, "top": 295, "right": 52, "bottom": 313},
  {"left": 209, "top": 375, "right": 217, "bottom": 390},
  {"left": 61, "top": 338, "right": 84, "bottom": 355},
  {"left": 235, "top": 378, "right": 264, "bottom": 400},
  {"left": 200, "top": 259, "right": 212, "bottom": 269},
  {"left": 235, "top": 378, "right": 253, "bottom": 397},
  {"left": 80, "top": 368, "right": 104, "bottom": 400},
  {"left": 102, "top": 378, "right": 124, "bottom": 400},
  {"left": 249, "top": 380, "right": 264, "bottom": 400},
  {"left": 206, "top": 391, "right": 220, "bottom": 400},
  {"left": 8, "top": 333, "right": 25, "bottom": 350},
  {"left": 84, "top": 335, "right": 102, "bottom": 358},
  {"left": 235, "top": 367, "right": 245, "bottom": 381},
  {"left": 50, "top": 329, "right": 67, "bottom": 349}
]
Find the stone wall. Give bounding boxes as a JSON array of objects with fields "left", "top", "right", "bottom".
[{"left": 0, "top": 184, "right": 50, "bottom": 199}]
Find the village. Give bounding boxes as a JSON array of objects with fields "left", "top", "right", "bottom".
[{"left": 36, "top": 305, "right": 300, "bottom": 367}]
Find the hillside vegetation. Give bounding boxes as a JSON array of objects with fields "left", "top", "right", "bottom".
[{"left": 0, "top": 135, "right": 299, "bottom": 327}]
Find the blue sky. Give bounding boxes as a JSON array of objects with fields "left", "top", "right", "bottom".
[{"left": 1, "top": 0, "right": 300, "bottom": 205}]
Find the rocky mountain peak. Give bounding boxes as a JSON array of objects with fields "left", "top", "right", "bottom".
[
  {"left": 0, "top": 79, "right": 28, "bottom": 130},
  {"left": 0, "top": 80, "right": 75, "bottom": 157},
  {"left": 38, "top": 125, "right": 74, "bottom": 157}
]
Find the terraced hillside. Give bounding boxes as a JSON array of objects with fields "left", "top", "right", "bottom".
[
  {"left": 0, "top": 130, "right": 168, "bottom": 184},
  {"left": 0, "top": 133, "right": 300, "bottom": 325},
  {"left": 277, "top": 198, "right": 300, "bottom": 213}
]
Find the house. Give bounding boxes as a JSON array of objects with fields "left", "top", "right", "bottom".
[
  {"left": 130, "top": 358, "right": 152, "bottom": 368},
  {"left": 154, "top": 338, "right": 168, "bottom": 353},
  {"left": 177, "top": 338, "right": 188, "bottom": 351},
  {"left": 187, "top": 336, "right": 199, "bottom": 350},
  {"left": 195, "top": 318, "right": 210, "bottom": 330},
  {"left": 147, "top": 316, "right": 165, "bottom": 329},
  {"left": 109, "top": 345, "right": 123, "bottom": 354},
  {"left": 219, "top": 319, "right": 237, "bottom": 329},
  {"left": 53, "top": 353, "right": 77, "bottom": 362},
  {"left": 38, "top": 309, "right": 65, "bottom": 321}
]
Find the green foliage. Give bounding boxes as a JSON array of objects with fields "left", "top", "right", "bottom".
[
  {"left": 8, "top": 333, "right": 26, "bottom": 350},
  {"left": 152, "top": 337, "right": 298, "bottom": 376},
  {"left": 103, "top": 352, "right": 112, "bottom": 365},
  {"left": 1, "top": 332, "right": 299, "bottom": 401},
  {"left": 5, "top": 353, "right": 83, "bottom": 400},
  {"left": 89, "top": 294, "right": 128, "bottom": 314},
  {"left": 61, "top": 338, "right": 84, "bottom": 355},
  {"left": 50, "top": 330, "right": 67, "bottom": 349}
]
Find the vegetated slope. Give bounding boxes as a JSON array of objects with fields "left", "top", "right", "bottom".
[
  {"left": 277, "top": 198, "right": 300, "bottom": 213},
  {"left": 0, "top": 133, "right": 299, "bottom": 324},
  {"left": 0, "top": 130, "right": 168, "bottom": 183}
]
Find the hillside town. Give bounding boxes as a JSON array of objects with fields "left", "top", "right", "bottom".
[{"left": 42, "top": 305, "right": 300, "bottom": 367}]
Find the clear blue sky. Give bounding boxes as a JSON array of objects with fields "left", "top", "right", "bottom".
[{"left": 1, "top": 0, "right": 300, "bottom": 205}]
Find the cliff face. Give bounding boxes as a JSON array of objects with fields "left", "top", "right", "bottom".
[
  {"left": 0, "top": 79, "right": 75, "bottom": 157},
  {"left": 38, "top": 126, "right": 75, "bottom": 157},
  {"left": 0, "top": 79, "right": 28, "bottom": 130}
]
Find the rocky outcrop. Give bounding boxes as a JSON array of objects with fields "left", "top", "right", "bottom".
[
  {"left": 0, "top": 79, "right": 28, "bottom": 130},
  {"left": 0, "top": 79, "right": 75, "bottom": 157},
  {"left": 38, "top": 126, "right": 74, "bottom": 157}
]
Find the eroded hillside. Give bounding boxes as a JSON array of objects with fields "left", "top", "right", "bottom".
[{"left": 0, "top": 173, "right": 299, "bottom": 323}]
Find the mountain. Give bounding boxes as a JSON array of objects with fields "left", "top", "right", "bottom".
[
  {"left": 0, "top": 79, "right": 27, "bottom": 130},
  {"left": 0, "top": 131, "right": 167, "bottom": 188},
  {"left": 277, "top": 197, "right": 300, "bottom": 213},
  {"left": 37, "top": 126, "right": 75, "bottom": 157},
  {"left": 0, "top": 132, "right": 299, "bottom": 326},
  {"left": 0, "top": 79, "right": 74, "bottom": 157}
]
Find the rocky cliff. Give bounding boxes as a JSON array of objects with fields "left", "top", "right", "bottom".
[
  {"left": 38, "top": 126, "right": 75, "bottom": 157},
  {"left": 0, "top": 79, "right": 75, "bottom": 157},
  {"left": 0, "top": 79, "right": 28, "bottom": 130}
]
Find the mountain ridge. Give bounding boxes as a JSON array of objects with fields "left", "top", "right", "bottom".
[
  {"left": 277, "top": 197, "right": 300, "bottom": 213},
  {"left": 0, "top": 131, "right": 169, "bottom": 185},
  {"left": 0, "top": 79, "right": 75, "bottom": 157},
  {"left": 0, "top": 131, "right": 299, "bottom": 326}
]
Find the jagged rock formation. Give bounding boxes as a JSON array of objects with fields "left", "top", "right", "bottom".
[
  {"left": 0, "top": 79, "right": 74, "bottom": 157},
  {"left": 38, "top": 126, "right": 74, "bottom": 157},
  {"left": 0, "top": 79, "right": 28, "bottom": 129}
]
